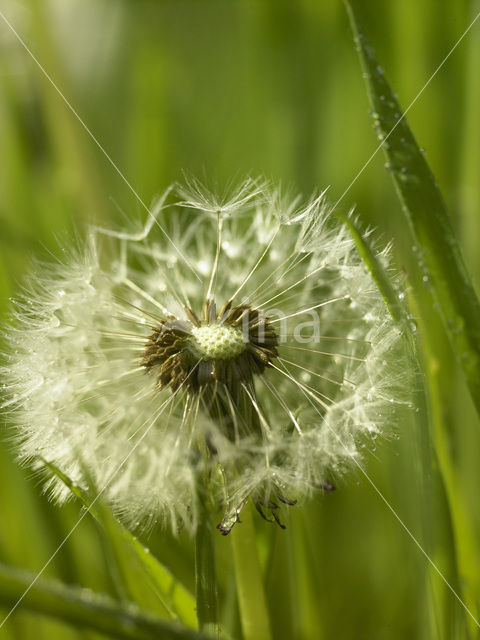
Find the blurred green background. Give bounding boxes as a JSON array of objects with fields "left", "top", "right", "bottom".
[{"left": 1, "top": 1, "right": 480, "bottom": 639}]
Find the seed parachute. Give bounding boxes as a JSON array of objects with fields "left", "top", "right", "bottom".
[{"left": 1, "top": 179, "right": 410, "bottom": 534}]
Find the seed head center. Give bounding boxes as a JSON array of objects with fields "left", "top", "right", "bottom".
[
  {"left": 142, "top": 300, "right": 279, "bottom": 393},
  {"left": 190, "top": 325, "right": 246, "bottom": 360}
]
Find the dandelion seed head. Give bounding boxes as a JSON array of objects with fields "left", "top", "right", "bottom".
[
  {"left": 1, "top": 179, "right": 412, "bottom": 534},
  {"left": 191, "top": 325, "right": 246, "bottom": 360}
]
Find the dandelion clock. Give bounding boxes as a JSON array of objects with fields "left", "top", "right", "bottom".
[{"left": 1, "top": 179, "right": 408, "bottom": 535}]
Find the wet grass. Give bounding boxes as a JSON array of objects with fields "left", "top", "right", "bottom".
[{"left": 0, "top": 1, "right": 479, "bottom": 638}]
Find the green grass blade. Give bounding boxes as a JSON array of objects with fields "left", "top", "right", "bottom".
[
  {"left": 338, "top": 212, "right": 406, "bottom": 327},
  {"left": 345, "top": 0, "right": 480, "bottom": 416},
  {"left": 231, "top": 503, "right": 272, "bottom": 640},
  {"left": 341, "top": 214, "right": 475, "bottom": 633},
  {"left": 42, "top": 461, "right": 197, "bottom": 628},
  {"left": 194, "top": 490, "right": 218, "bottom": 634},
  {"left": 0, "top": 561, "right": 209, "bottom": 640}
]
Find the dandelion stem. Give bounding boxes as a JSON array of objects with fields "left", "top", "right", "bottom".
[
  {"left": 231, "top": 502, "right": 272, "bottom": 640},
  {"left": 195, "top": 486, "right": 218, "bottom": 635}
]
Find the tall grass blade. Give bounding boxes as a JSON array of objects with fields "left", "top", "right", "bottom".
[{"left": 345, "top": 1, "right": 480, "bottom": 417}]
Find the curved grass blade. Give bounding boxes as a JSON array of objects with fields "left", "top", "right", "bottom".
[
  {"left": 338, "top": 212, "right": 406, "bottom": 326},
  {"left": 345, "top": 1, "right": 480, "bottom": 416},
  {"left": 42, "top": 460, "right": 197, "bottom": 628},
  {"left": 340, "top": 212, "right": 475, "bottom": 633},
  {"left": 0, "top": 561, "right": 209, "bottom": 640}
]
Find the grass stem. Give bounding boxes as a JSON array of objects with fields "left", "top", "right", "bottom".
[
  {"left": 231, "top": 503, "right": 272, "bottom": 640},
  {"left": 195, "top": 488, "right": 218, "bottom": 635}
]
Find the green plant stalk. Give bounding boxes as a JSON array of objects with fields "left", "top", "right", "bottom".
[
  {"left": 406, "top": 278, "right": 474, "bottom": 637},
  {"left": 459, "top": 2, "right": 480, "bottom": 283},
  {"left": 344, "top": 133, "right": 478, "bottom": 634},
  {"left": 426, "top": 359, "right": 480, "bottom": 634},
  {"left": 414, "top": 292, "right": 480, "bottom": 634},
  {"left": 345, "top": 0, "right": 480, "bottom": 418},
  {"left": 43, "top": 459, "right": 197, "bottom": 626},
  {"left": 289, "top": 514, "right": 324, "bottom": 640},
  {"left": 231, "top": 502, "right": 272, "bottom": 640},
  {"left": 345, "top": 2, "right": 480, "bottom": 630},
  {"left": 0, "top": 562, "right": 210, "bottom": 640},
  {"left": 342, "top": 109, "right": 477, "bottom": 638},
  {"left": 338, "top": 212, "right": 407, "bottom": 328},
  {"left": 195, "top": 485, "right": 218, "bottom": 634},
  {"left": 340, "top": 214, "right": 456, "bottom": 636}
]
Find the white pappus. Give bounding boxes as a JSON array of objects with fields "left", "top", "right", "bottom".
[{"left": 1, "top": 179, "right": 411, "bottom": 534}]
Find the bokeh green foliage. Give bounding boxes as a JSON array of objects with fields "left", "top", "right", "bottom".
[{"left": 1, "top": 1, "right": 480, "bottom": 638}]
